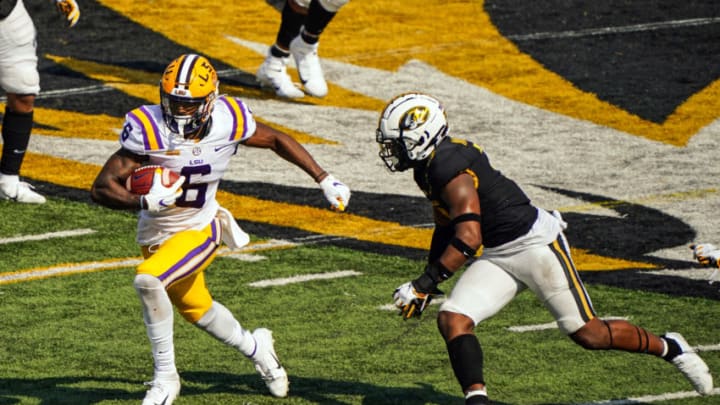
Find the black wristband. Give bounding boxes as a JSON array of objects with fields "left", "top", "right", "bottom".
[
  {"left": 412, "top": 272, "right": 437, "bottom": 294},
  {"left": 425, "top": 261, "right": 454, "bottom": 283},
  {"left": 413, "top": 261, "right": 454, "bottom": 293}
]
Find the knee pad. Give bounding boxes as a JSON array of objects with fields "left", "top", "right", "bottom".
[
  {"left": 0, "top": 61, "right": 39, "bottom": 95},
  {"left": 318, "top": 0, "right": 348, "bottom": 12},
  {"left": 133, "top": 273, "right": 163, "bottom": 291},
  {"left": 133, "top": 274, "right": 173, "bottom": 324}
]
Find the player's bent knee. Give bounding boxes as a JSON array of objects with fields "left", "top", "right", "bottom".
[
  {"left": 167, "top": 277, "right": 213, "bottom": 324},
  {"left": 133, "top": 273, "right": 163, "bottom": 291},
  {"left": 438, "top": 311, "right": 475, "bottom": 341},
  {"left": 318, "top": 0, "right": 348, "bottom": 12},
  {"left": 570, "top": 319, "right": 610, "bottom": 350},
  {"left": 177, "top": 302, "right": 212, "bottom": 323}
]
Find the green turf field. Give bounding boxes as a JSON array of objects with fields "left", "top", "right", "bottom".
[{"left": 1, "top": 198, "right": 718, "bottom": 404}]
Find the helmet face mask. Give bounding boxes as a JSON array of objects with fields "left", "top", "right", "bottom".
[
  {"left": 376, "top": 93, "right": 448, "bottom": 172},
  {"left": 160, "top": 54, "right": 219, "bottom": 138},
  {"left": 376, "top": 128, "right": 412, "bottom": 172}
]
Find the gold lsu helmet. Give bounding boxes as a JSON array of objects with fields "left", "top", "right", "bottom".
[{"left": 160, "top": 54, "right": 219, "bottom": 136}]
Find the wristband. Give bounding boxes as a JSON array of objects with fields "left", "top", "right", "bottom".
[
  {"left": 425, "top": 261, "right": 454, "bottom": 282},
  {"left": 412, "top": 262, "right": 453, "bottom": 293},
  {"left": 314, "top": 170, "right": 328, "bottom": 183}
]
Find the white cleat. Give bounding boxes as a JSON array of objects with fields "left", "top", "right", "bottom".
[
  {"left": 251, "top": 328, "right": 289, "bottom": 398},
  {"left": 256, "top": 52, "right": 304, "bottom": 99},
  {"left": 664, "top": 332, "right": 714, "bottom": 395},
  {"left": 141, "top": 374, "right": 180, "bottom": 405},
  {"left": 0, "top": 176, "right": 46, "bottom": 204},
  {"left": 290, "top": 35, "right": 328, "bottom": 98}
]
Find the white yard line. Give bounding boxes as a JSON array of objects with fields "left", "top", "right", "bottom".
[
  {"left": 575, "top": 388, "right": 720, "bottom": 404},
  {"left": 0, "top": 228, "right": 96, "bottom": 244},
  {"left": 224, "top": 253, "right": 267, "bottom": 262},
  {"left": 248, "top": 270, "right": 362, "bottom": 288}
]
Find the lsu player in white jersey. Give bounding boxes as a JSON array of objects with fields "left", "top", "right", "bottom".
[{"left": 91, "top": 53, "right": 350, "bottom": 404}]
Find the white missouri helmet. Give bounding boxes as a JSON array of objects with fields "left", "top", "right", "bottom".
[{"left": 376, "top": 93, "right": 448, "bottom": 172}]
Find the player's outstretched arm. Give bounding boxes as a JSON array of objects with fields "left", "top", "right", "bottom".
[{"left": 243, "top": 122, "right": 350, "bottom": 211}]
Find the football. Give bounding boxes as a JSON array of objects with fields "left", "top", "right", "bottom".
[{"left": 126, "top": 165, "right": 182, "bottom": 195}]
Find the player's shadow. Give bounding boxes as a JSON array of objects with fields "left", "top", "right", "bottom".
[
  {"left": 0, "top": 373, "right": 515, "bottom": 405},
  {"left": 0, "top": 376, "right": 139, "bottom": 404},
  {"left": 185, "top": 371, "right": 510, "bottom": 405},
  {"left": 181, "top": 370, "right": 477, "bottom": 404}
]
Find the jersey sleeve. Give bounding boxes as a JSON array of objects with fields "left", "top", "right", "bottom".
[
  {"left": 426, "top": 144, "right": 474, "bottom": 193},
  {"left": 120, "top": 105, "right": 167, "bottom": 154},
  {"left": 216, "top": 96, "right": 257, "bottom": 143}
]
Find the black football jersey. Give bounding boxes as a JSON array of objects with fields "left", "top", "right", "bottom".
[{"left": 413, "top": 137, "right": 538, "bottom": 248}]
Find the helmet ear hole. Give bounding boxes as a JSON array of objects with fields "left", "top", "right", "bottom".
[{"left": 376, "top": 93, "right": 448, "bottom": 171}]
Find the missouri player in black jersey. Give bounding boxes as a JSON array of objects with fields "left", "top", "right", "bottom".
[{"left": 376, "top": 93, "right": 713, "bottom": 404}]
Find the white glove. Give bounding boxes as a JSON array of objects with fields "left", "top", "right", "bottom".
[
  {"left": 140, "top": 169, "right": 185, "bottom": 213},
  {"left": 691, "top": 244, "right": 720, "bottom": 285},
  {"left": 54, "top": 0, "right": 80, "bottom": 27},
  {"left": 319, "top": 174, "right": 350, "bottom": 212},
  {"left": 691, "top": 244, "right": 720, "bottom": 267},
  {"left": 393, "top": 281, "right": 442, "bottom": 319}
]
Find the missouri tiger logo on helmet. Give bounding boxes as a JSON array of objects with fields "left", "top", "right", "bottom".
[
  {"left": 376, "top": 93, "right": 449, "bottom": 172},
  {"left": 400, "top": 106, "right": 431, "bottom": 131},
  {"left": 160, "top": 54, "right": 219, "bottom": 137}
]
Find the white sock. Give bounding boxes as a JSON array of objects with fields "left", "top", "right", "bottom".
[
  {"left": 134, "top": 274, "right": 177, "bottom": 379},
  {"left": 147, "top": 316, "right": 176, "bottom": 379},
  {"left": 0, "top": 174, "right": 18, "bottom": 185},
  {"left": 195, "top": 301, "right": 255, "bottom": 356},
  {"left": 465, "top": 388, "right": 488, "bottom": 398}
]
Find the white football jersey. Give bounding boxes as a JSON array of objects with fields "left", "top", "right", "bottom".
[{"left": 119, "top": 95, "right": 257, "bottom": 246}]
